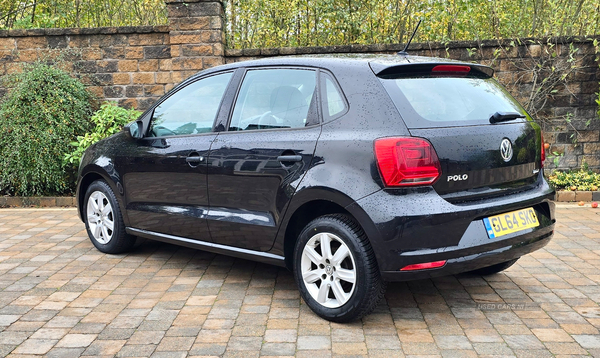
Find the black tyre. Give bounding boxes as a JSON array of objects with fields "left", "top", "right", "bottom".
[
  {"left": 83, "top": 180, "right": 135, "bottom": 254},
  {"left": 470, "top": 258, "right": 519, "bottom": 276},
  {"left": 293, "top": 214, "right": 386, "bottom": 322}
]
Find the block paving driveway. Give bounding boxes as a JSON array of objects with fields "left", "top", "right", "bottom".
[{"left": 0, "top": 205, "right": 600, "bottom": 357}]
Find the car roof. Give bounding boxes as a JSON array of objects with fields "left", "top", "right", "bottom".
[{"left": 195, "top": 54, "right": 490, "bottom": 78}]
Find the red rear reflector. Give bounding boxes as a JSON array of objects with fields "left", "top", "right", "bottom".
[
  {"left": 401, "top": 260, "right": 447, "bottom": 271},
  {"left": 374, "top": 137, "right": 441, "bottom": 187},
  {"left": 431, "top": 65, "right": 471, "bottom": 73},
  {"left": 540, "top": 131, "right": 545, "bottom": 167}
]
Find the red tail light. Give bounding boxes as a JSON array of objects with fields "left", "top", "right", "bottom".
[
  {"left": 431, "top": 65, "right": 471, "bottom": 74},
  {"left": 400, "top": 260, "right": 447, "bottom": 271},
  {"left": 540, "top": 131, "right": 545, "bottom": 167},
  {"left": 374, "top": 137, "right": 441, "bottom": 187}
]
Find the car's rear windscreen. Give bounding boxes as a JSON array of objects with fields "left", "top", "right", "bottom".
[{"left": 379, "top": 76, "right": 529, "bottom": 129}]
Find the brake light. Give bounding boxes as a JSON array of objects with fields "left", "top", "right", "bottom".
[
  {"left": 374, "top": 137, "right": 441, "bottom": 187},
  {"left": 400, "top": 260, "right": 447, "bottom": 271},
  {"left": 431, "top": 65, "right": 471, "bottom": 73},
  {"left": 540, "top": 131, "right": 545, "bottom": 167}
]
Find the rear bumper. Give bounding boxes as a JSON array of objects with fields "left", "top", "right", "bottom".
[
  {"left": 380, "top": 222, "right": 553, "bottom": 281},
  {"left": 348, "top": 176, "right": 555, "bottom": 281}
]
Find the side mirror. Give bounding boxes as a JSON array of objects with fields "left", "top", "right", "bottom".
[{"left": 129, "top": 120, "right": 144, "bottom": 139}]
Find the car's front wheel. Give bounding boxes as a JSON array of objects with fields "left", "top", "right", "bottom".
[
  {"left": 293, "top": 214, "right": 386, "bottom": 322},
  {"left": 83, "top": 180, "right": 135, "bottom": 254}
]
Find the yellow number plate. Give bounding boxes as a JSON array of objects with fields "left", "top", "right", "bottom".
[{"left": 483, "top": 207, "right": 539, "bottom": 239}]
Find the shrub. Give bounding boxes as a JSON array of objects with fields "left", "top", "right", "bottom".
[
  {"left": 65, "top": 102, "right": 141, "bottom": 167},
  {"left": 0, "top": 62, "right": 94, "bottom": 196},
  {"left": 547, "top": 169, "right": 600, "bottom": 191}
]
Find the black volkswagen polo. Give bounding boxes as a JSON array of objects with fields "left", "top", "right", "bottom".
[{"left": 76, "top": 54, "right": 555, "bottom": 322}]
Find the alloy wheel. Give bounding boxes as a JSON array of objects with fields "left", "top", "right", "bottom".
[
  {"left": 300, "top": 232, "right": 356, "bottom": 308},
  {"left": 86, "top": 191, "right": 114, "bottom": 244}
]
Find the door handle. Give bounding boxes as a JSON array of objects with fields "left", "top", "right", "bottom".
[
  {"left": 186, "top": 156, "right": 205, "bottom": 163},
  {"left": 277, "top": 155, "right": 302, "bottom": 163}
]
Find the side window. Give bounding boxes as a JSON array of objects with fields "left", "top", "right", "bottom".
[
  {"left": 321, "top": 73, "right": 347, "bottom": 121},
  {"left": 229, "top": 69, "right": 317, "bottom": 131},
  {"left": 150, "top": 72, "right": 233, "bottom": 137}
]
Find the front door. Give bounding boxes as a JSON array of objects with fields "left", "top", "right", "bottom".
[
  {"left": 121, "top": 71, "right": 234, "bottom": 241},
  {"left": 207, "top": 68, "right": 321, "bottom": 251}
]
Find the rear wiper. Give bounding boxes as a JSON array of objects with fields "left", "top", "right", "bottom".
[{"left": 489, "top": 111, "right": 526, "bottom": 124}]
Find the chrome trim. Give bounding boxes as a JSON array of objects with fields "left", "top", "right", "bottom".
[
  {"left": 500, "top": 138, "right": 513, "bottom": 162},
  {"left": 126, "top": 227, "right": 285, "bottom": 261},
  {"left": 126, "top": 204, "right": 275, "bottom": 227}
]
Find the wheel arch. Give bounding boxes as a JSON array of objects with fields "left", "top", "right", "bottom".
[
  {"left": 278, "top": 187, "right": 382, "bottom": 271},
  {"left": 77, "top": 167, "right": 125, "bottom": 223}
]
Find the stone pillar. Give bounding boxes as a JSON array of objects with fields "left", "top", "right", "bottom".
[{"left": 165, "top": 0, "right": 225, "bottom": 85}]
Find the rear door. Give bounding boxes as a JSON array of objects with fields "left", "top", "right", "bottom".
[
  {"left": 377, "top": 64, "right": 543, "bottom": 202},
  {"left": 206, "top": 67, "right": 321, "bottom": 251}
]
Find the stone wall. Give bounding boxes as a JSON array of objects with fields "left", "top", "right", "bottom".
[
  {"left": 0, "top": 26, "right": 171, "bottom": 110},
  {"left": 0, "top": 0, "right": 224, "bottom": 111},
  {"left": 0, "top": 0, "right": 598, "bottom": 171}
]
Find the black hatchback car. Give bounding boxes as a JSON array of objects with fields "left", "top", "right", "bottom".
[{"left": 76, "top": 54, "right": 555, "bottom": 322}]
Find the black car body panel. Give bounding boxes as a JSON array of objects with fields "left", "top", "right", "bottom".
[
  {"left": 206, "top": 126, "right": 321, "bottom": 252},
  {"left": 412, "top": 123, "right": 541, "bottom": 201},
  {"left": 120, "top": 132, "right": 216, "bottom": 241},
  {"left": 77, "top": 54, "right": 555, "bottom": 282},
  {"left": 348, "top": 175, "right": 554, "bottom": 277}
]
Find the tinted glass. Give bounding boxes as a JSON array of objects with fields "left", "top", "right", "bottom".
[
  {"left": 150, "top": 72, "right": 232, "bottom": 137},
  {"left": 229, "top": 69, "right": 317, "bottom": 131},
  {"left": 322, "top": 74, "right": 346, "bottom": 120},
  {"left": 380, "top": 77, "right": 528, "bottom": 129}
]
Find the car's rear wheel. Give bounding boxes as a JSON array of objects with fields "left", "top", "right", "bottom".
[
  {"left": 84, "top": 180, "right": 135, "bottom": 254},
  {"left": 293, "top": 214, "right": 386, "bottom": 322},
  {"left": 470, "top": 258, "right": 519, "bottom": 276}
]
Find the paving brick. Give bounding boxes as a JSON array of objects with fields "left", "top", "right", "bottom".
[
  {"left": 332, "top": 341, "right": 368, "bottom": 355},
  {"left": 227, "top": 336, "right": 262, "bottom": 350},
  {"left": 156, "top": 336, "right": 195, "bottom": 351},
  {"left": 116, "top": 344, "right": 156, "bottom": 357},
  {"left": 573, "top": 334, "right": 600, "bottom": 348},
  {"left": 503, "top": 334, "right": 545, "bottom": 349},
  {"left": 56, "top": 333, "right": 97, "bottom": 347},
  {"left": 434, "top": 335, "right": 472, "bottom": 350},
  {"left": 13, "top": 338, "right": 57, "bottom": 354},
  {"left": 297, "top": 335, "right": 331, "bottom": 350},
  {"left": 46, "top": 347, "right": 86, "bottom": 358},
  {"left": 531, "top": 328, "right": 574, "bottom": 342},
  {"left": 260, "top": 342, "right": 296, "bottom": 356},
  {"left": 0, "top": 206, "right": 599, "bottom": 357},
  {"left": 83, "top": 339, "right": 126, "bottom": 355},
  {"left": 189, "top": 342, "right": 227, "bottom": 356},
  {"left": 264, "top": 329, "right": 297, "bottom": 342}
]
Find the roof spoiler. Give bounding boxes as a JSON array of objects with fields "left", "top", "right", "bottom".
[{"left": 373, "top": 63, "right": 494, "bottom": 79}]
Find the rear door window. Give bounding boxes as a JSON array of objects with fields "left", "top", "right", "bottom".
[
  {"left": 229, "top": 68, "right": 317, "bottom": 131},
  {"left": 379, "top": 76, "right": 528, "bottom": 129}
]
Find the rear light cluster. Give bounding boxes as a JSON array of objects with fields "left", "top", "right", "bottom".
[
  {"left": 374, "top": 137, "right": 441, "bottom": 187},
  {"left": 540, "top": 131, "right": 545, "bottom": 167}
]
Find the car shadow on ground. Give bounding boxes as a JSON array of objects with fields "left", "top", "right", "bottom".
[{"left": 127, "top": 236, "right": 512, "bottom": 313}]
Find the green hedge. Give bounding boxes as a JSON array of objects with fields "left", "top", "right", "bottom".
[{"left": 0, "top": 62, "right": 94, "bottom": 196}]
